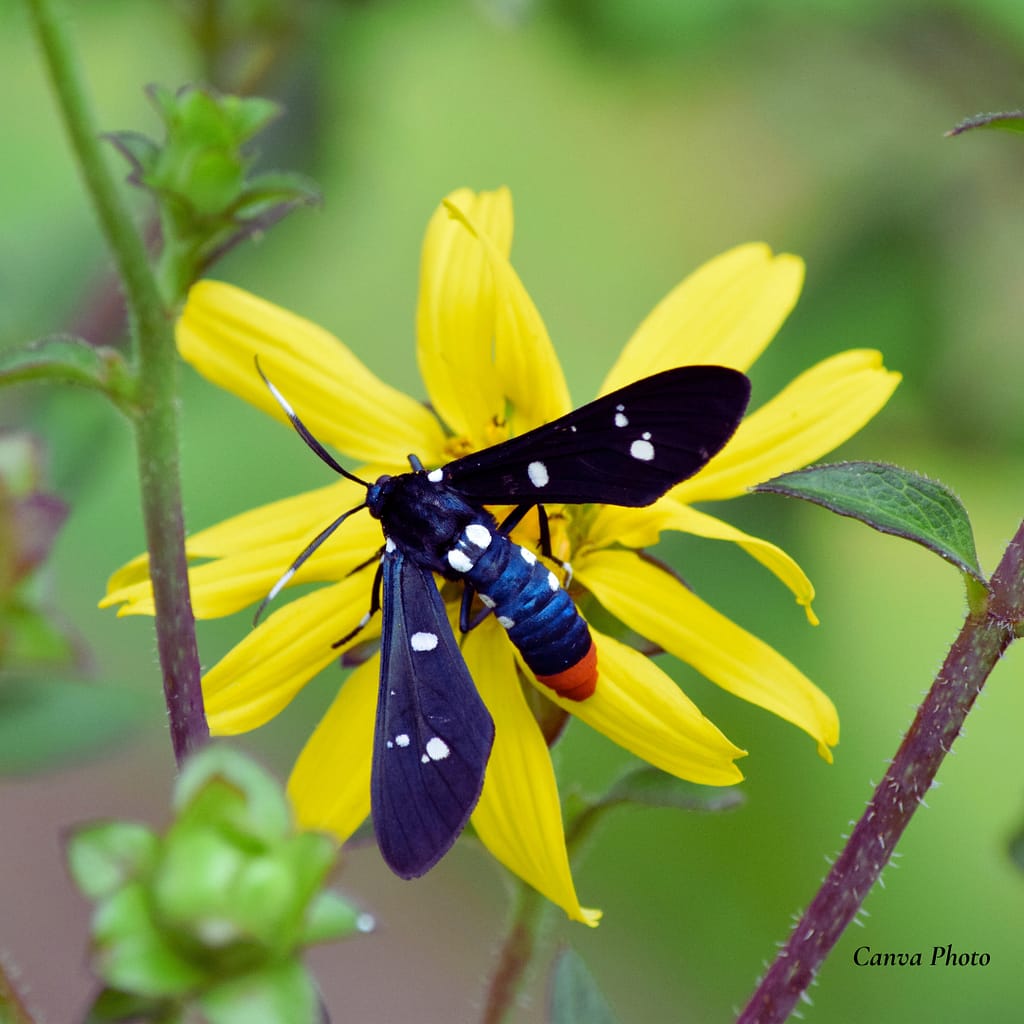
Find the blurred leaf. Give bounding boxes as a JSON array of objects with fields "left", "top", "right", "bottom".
[
  {"left": 174, "top": 745, "right": 292, "bottom": 842},
  {"left": 93, "top": 884, "right": 207, "bottom": 997},
  {"left": 549, "top": 948, "right": 620, "bottom": 1024},
  {"left": 68, "top": 822, "right": 159, "bottom": 900},
  {"left": 0, "top": 678, "right": 152, "bottom": 775},
  {"left": 0, "top": 336, "right": 132, "bottom": 405},
  {"left": 601, "top": 766, "right": 745, "bottom": 814},
  {"left": 947, "top": 110, "right": 1024, "bottom": 136},
  {"left": 300, "top": 890, "right": 372, "bottom": 946},
  {"left": 198, "top": 961, "right": 320, "bottom": 1024},
  {"left": 1, "top": 600, "right": 75, "bottom": 665},
  {"left": 7, "top": 493, "right": 67, "bottom": 583},
  {"left": 1008, "top": 821, "right": 1024, "bottom": 875},
  {"left": 83, "top": 987, "right": 171, "bottom": 1024},
  {"left": 755, "top": 462, "right": 984, "bottom": 582},
  {"left": 566, "top": 766, "right": 743, "bottom": 853}
]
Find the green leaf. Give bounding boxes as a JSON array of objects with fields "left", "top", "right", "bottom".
[
  {"left": 0, "top": 336, "right": 133, "bottom": 406},
  {"left": 67, "top": 821, "right": 159, "bottom": 900},
  {"left": 755, "top": 462, "right": 985, "bottom": 582},
  {"left": 1, "top": 599, "right": 75, "bottom": 666},
  {"left": 93, "top": 884, "right": 207, "bottom": 997},
  {"left": 198, "top": 961, "right": 320, "bottom": 1024},
  {"left": 174, "top": 746, "right": 292, "bottom": 842},
  {"left": 549, "top": 949, "right": 620, "bottom": 1024},
  {"left": 600, "top": 766, "right": 745, "bottom": 814},
  {"left": 300, "top": 890, "right": 373, "bottom": 946},
  {"left": 947, "top": 110, "right": 1024, "bottom": 136},
  {"left": 82, "top": 987, "right": 172, "bottom": 1024}
]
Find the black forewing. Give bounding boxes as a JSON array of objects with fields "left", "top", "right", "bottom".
[
  {"left": 371, "top": 547, "right": 495, "bottom": 879},
  {"left": 443, "top": 365, "right": 751, "bottom": 507}
]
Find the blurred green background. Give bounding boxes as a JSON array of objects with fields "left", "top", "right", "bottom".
[{"left": 3, "top": 0, "right": 1024, "bottom": 1020}]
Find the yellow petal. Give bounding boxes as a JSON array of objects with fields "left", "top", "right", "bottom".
[
  {"left": 101, "top": 483, "right": 384, "bottom": 619},
  {"left": 585, "top": 502, "right": 817, "bottom": 625},
  {"left": 600, "top": 244, "right": 804, "bottom": 393},
  {"left": 416, "top": 188, "right": 510, "bottom": 445},
  {"left": 465, "top": 621, "right": 600, "bottom": 926},
  {"left": 178, "top": 281, "right": 447, "bottom": 466},
  {"left": 577, "top": 549, "right": 838, "bottom": 760},
  {"left": 203, "top": 575, "right": 378, "bottom": 734},
  {"left": 182, "top": 479, "right": 369, "bottom": 558},
  {"left": 287, "top": 655, "right": 377, "bottom": 843},
  {"left": 443, "top": 199, "right": 572, "bottom": 433},
  {"left": 675, "top": 349, "right": 901, "bottom": 503},
  {"left": 547, "top": 630, "right": 746, "bottom": 785}
]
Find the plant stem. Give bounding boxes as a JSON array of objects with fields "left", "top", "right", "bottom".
[
  {"left": 736, "top": 519, "right": 1024, "bottom": 1024},
  {"left": 480, "top": 883, "right": 546, "bottom": 1024},
  {"left": 26, "top": 0, "right": 208, "bottom": 763},
  {"left": 0, "top": 957, "right": 39, "bottom": 1024}
]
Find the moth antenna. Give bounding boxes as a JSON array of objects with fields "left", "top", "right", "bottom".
[
  {"left": 253, "top": 501, "right": 367, "bottom": 626},
  {"left": 255, "top": 356, "right": 370, "bottom": 488}
]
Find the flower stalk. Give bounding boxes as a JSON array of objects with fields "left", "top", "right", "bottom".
[
  {"left": 26, "top": 0, "right": 207, "bottom": 762},
  {"left": 737, "top": 519, "right": 1024, "bottom": 1024}
]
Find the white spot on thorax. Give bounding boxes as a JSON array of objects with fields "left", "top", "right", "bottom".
[
  {"left": 427, "top": 468, "right": 444, "bottom": 483},
  {"left": 410, "top": 631, "right": 439, "bottom": 651},
  {"left": 385, "top": 537, "right": 396, "bottom": 553},
  {"left": 465, "top": 523, "right": 492, "bottom": 549},
  {"left": 527, "top": 460, "right": 549, "bottom": 488},
  {"left": 447, "top": 549, "right": 474, "bottom": 573},
  {"left": 478, "top": 593, "right": 496, "bottom": 608},
  {"left": 547, "top": 571, "right": 559, "bottom": 591},
  {"left": 630, "top": 438, "right": 655, "bottom": 461},
  {"left": 497, "top": 615, "right": 515, "bottom": 629}
]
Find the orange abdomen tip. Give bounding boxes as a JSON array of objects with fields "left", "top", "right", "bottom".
[{"left": 535, "top": 639, "right": 598, "bottom": 701}]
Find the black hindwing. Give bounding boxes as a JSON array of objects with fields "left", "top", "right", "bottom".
[
  {"left": 371, "top": 547, "right": 495, "bottom": 878},
  {"left": 443, "top": 365, "right": 750, "bottom": 506}
]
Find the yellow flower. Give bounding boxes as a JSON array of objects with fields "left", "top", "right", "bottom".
[{"left": 103, "top": 188, "right": 900, "bottom": 925}]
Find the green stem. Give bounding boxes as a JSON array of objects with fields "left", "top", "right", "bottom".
[
  {"left": 26, "top": 0, "right": 208, "bottom": 763},
  {"left": 736, "top": 518, "right": 1024, "bottom": 1024}
]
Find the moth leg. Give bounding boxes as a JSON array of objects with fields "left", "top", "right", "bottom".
[
  {"left": 497, "top": 503, "right": 574, "bottom": 586},
  {"left": 333, "top": 555, "right": 385, "bottom": 649},
  {"left": 347, "top": 545, "right": 385, "bottom": 578},
  {"left": 459, "top": 582, "right": 489, "bottom": 634}
]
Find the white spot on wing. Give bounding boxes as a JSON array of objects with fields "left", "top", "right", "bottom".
[
  {"left": 427, "top": 468, "right": 444, "bottom": 483},
  {"left": 465, "top": 523, "right": 492, "bottom": 549},
  {"left": 614, "top": 411, "right": 628, "bottom": 427},
  {"left": 630, "top": 438, "right": 655, "bottom": 461},
  {"left": 410, "top": 631, "right": 439, "bottom": 651},
  {"left": 497, "top": 615, "right": 515, "bottom": 629},
  {"left": 425, "top": 737, "right": 450, "bottom": 761},
  {"left": 547, "top": 571, "right": 559, "bottom": 591},
  {"left": 519, "top": 546, "right": 537, "bottom": 565},
  {"left": 447, "top": 549, "right": 474, "bottom": 573},
  {"left": 385, "top": 538, "right": 396, "bottom": 553},
  {"left": 527, "top": 460, "right": 549, "bottom": 488},
  {"left": 478, "top": 593, "right": 496, "bottom": 608},
  {"left": 395, "top": 733, "right": 410, "bottom": 747}
]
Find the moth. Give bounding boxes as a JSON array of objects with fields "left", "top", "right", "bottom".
[{"left": 258, "top": 362, "right": 750, "bottom": 878}]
